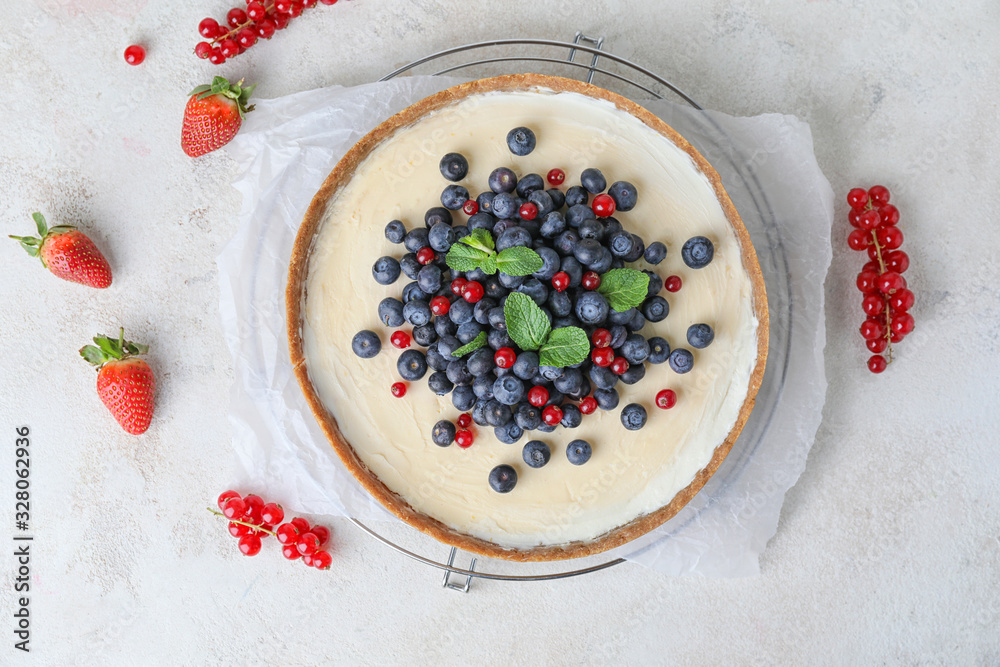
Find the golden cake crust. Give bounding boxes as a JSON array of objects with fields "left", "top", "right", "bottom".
[{"left": 286, "top": 74, "right": 769, "bottom": 561}]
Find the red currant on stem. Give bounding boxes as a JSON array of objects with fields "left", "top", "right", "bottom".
[
  {"left": 547, "top": 168, "right": 565, "bottom": 186},
  {"left": 876, "top": 226, "right": 903, "bottom": 250},
  {"left": 862, "top": 294, "right": 885, "bottom": 317},
  {"left": 889, "top": 288, "right": 914, "bottom": 312},
  {"left": 256, "top": 19, "right": 277, "bottom": 39},
  {"left": 390, "top": 382, "right": 407, "bottom": 398},
  {"left": 463, "top": 200, "right": 479, "bottom": 216},
  {"left": 310, "top": 525, "right": 331, "bottom": 547},
  {"left": 208, "top": 48, "right": 226, "bottom": 65},
  {"left": 195, "top": 41, "right": 212, "bottom": 59},
  {"left": 665, "top": 275, "right": 682, "bottom": 292},
  {"left": 877, "top": 271, "right": 905, "bottom": 295},
  {"left": 860, "top": 319, "right": 886, "bottom": 341},
  {"left": 243, "top": 494, "right": 265, "bottom": 521},
  {"left": 390, "top": 331, "right": 411, "bottom": 349},
  {"left": 455, "top": 430, "right": 474, "bottom": 448},
  {"left": 236, "top": 28, "right": 257, "bottom": 49},
  {"left": 884, "top": 250, "right": 909, "bottom": 274},
  {"left": 579, "top": 396, "right": 597, "bottom": 415},
  {"left": 416, "top": 247, "right": 435, "bottom": 265},
  {"left": 297, "top": 533, "right": 320, "bottom": 556},
  {"left": 494, "top": 347, "right": 515, "bottom": 369},
  {"left": 275, "top": 523, "right": 299, "bottom": 544},
  {"left": 867, "top": 355, "right": 887, "bottom": 374},
  {"left": 239, "top": 534, "right": 262, "bottom": 556},
  {"left": 856, "top": 270, "right": 878, "bottom": 293},
  {"left": 261, "top": 503, "right": 284, "bottom": 525},
  {"left": 312, "top": 550, "right": 333, "bottom": 570},
  {"left": 229, "top": 521, "right": 250, "bottom": 538},
  {"left": 655, "top": 389, "right": 677, "bottom": 409},
  {"left": 282, "top": 543, "right": 301, "bottom": 560},
  {"left": 858, "top": 209, "right": 881, "bottom": 231},
  {"left": 848, "top": 229, "right": 870, "bottom": 251},
  {"left": 878, "top": 204, "right": 899, "bottom": 226},
  {"left": 542, "top": 405, "right": 563, "bottom": 426},
  {"left": 847, "top": 188, "right": 869, "bottom": 210},
  {"left": 551, "top": 271, "right": 570, "bottom": 292},
  {"left": 219, "top": 38, "right": 240, "bottom": 59},
  {"left": 528, "top": 386, "right": 549, "bottom": 407},
  {"left": 218, "top": 489, "right": 241, "bottom": 509},
  {"left": 868, "top": 185, "right": 890, "bottom": 207},
  {"left": 581, "top": 271, "right": 601, "bottom": 290},
  {"left": 430, "top": 296, "right": 450, "bottom": 316},
  {"left": 227, "top": 7, "right": 249, "bottom": 27},
  {"left": 290, "top": 517, "right": 310, "bottom": 533},
  {"left": 866, "top": 337, "right": 887, "bottom": 354},
  {"left": 222, "top": 497, "right": 246, "bottom": 519},
  {"left": 199, "top": 17, "right": 221, "bottom": 39},
  {"left": 891, "top": 312, "right": 915, "bottom": 335},
  {"left": 247, "top": 1, "right": 267, "bottom": 20}
]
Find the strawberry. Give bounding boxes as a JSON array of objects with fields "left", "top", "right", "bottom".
[
  {"left": 9, "top": 212, "right": 112, "bottom": 288},
  {"left": 80, "top": 328, "right": 156, "bottom": 435},
  {"left": 181, "top": 76, "right": 255, "bottom": 157}
]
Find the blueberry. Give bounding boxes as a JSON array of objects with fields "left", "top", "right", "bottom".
[
  {"left": 491, "top": 192, "right": 519, "bottom": 219},
  {"left": 644, "top": 241, "right": 667, "bottom": 265},
  {"left": 403, "top": 283, "right": 425, "bottom": 303},
  {"left": 608, "top": 230, "right": 634, "bottom": 258},
  {"left": 623, "top": 235, "right": 645, "bottom": 263},
  {"left": 434, "top": 316, "right": 458, "bottom": 338},
  {"left": 413, "top": 324, "right": 438, "bottom": 347},
  {"left": 594, "top": 388, "right": 619, "bottom": 411},
  {"left": 403, "top": 299, "right": 432, "bottom": 327},
  {"left": 439, "top": 152, "right": 469, "bottom": 182},
  {"left": 545, "top": 388, "right": 565, "bottom": 406},
  {"left": 642, "top": 296, "right": 669, "bottom": 323},
  {"left": 560, "top": 256, "right": 583, "bottom": 287},
  {"left": 546, "top": 188, "right": 566, "bottom": 210},
  {"left": 506, "top": 126, "right": 536, "bottom": 156},
  {"left": 537, "top": 422, "right": 556, "bottom": 433},
  {"left": 547, "top": 290, "right": 572, "bottom": 317},
  {"left": 587, "top": 247, "right": 613, "bottom": 273},
  {"left": 687, "top": 323, "right": 715, "bottom": 349},
  {"left": 489, "top": 464, "right": 518, "bottom": 492},
  {"left": 609, "top": 325, "right": 628, "bottom": 349},
  {"left": 554, "top": 230, "right": 580, "bottom": 256},
  {"left": 492, "top": 219, "right": 517, "bottom": 237},
  {"left": 447, "top": 359, "right": 474, "bottom": 386},
  {"left": 466, "top": 347, "right": 494, "bottom": 376},
  {"left": 484, "top": 399, "right": 513, "bottom": 427},
  {"left": 620, "top": 403, "right": 647, "bottom": 430},
  {"left": 448, "top": 299, "right": 474, "bottom": 325},
  {"left": 573, "top": 238, "right": 603, "bottom": 266},
  {"left": 432, "top": 420, "right": 456, "bottom": 446},
  {"left": 682, "top": 236, "right": 715, "bottom": 269},
  {"left": 468, "top": 212, "right": 495, "bottom": 232},
  {"left": 552, "top": 316, "right": 579, "bottom": 329},
  {"left": 608, "top": 307, "right": 637, "bottom": 326},
  {"left": 372, "top": 256, "right": 401, "bottom": 285},
  {"left": 428, "top": 221, "right": 456, "bottom": 253},
  {"left": 527, "top": 189, "right": 555, "bottom": 217},
  {"left": 578, "top": 218, "right": 604, "bottom": 241},
  {"left": 427, "top": 371, "right": 454, "bottom": 395},
  {"left": 560, "top": 404, "right": 582, "bottom": 428},
  {"left": 441, "top": 184, "right": 469, "bottom": 211},
  {"left": 565, "top": 185, "right": 589, "bottom": 207},
  {"left": 417, "top": 264, "right": 442, "bottom": 294},
  {"left": 452, "top": 225, "right": 470, "bottom": 242},
  {"left": 497, "top": 226, "right": 532, "bottom": 251},
  {"left": 452, "top": 385, "right": 476, "bottom": 411},
  {"left": 472, "top": 299, "right": 495, "bottom": 326},
  {"left": 566, "top": 439, "right": 592, "bottom": 465},
  {"left": 620, "top": 362, "right": 646, "bottom": 385},
  {"left": 472, "top": 399, "right": 490, "bottom": 426},
  {"left": 517, "top": 278, "right": 548, "bottom": 306},
  {"left": 532, "top": 246, "right": 561, "bottom": 281},
  {"left": 566, "top": 203, "right": 596, "bottom": 228},
  {"left": 404, "top": 228, "right": 430, "bottom": 253},
  {"left": 575, "top": 291, "right": 610, "bottom": 325},
  {"left": 589, "top": 364, "right": 618, "bottom": 390},
  {"left": 351, "top": 330, "right": 381, "bottom": 359},
  {"left": 621, "top": 334, "right": 650, "bottom": 364},
  {"left": 608, "top": 181, "right": 637, "bottom": 211},
  {"left": 603, "top": 217, "right": 623, "bottom": 237},
  {"left": 514, "top": 403, "right": 542, "bottom": 430},
  {"left": 397, "top": 350, "right": 428, "bottom": 381},
  {"left": 539, "top": 211, "right": 567, "bottom": 239},
  {"left": 385, "top": 220, "right": 406, "bottom": 243},
  {"left": 495, "top": 421, "right": 524, "bottom": 445},
  {"left": 400, "top": 253, "right": 421, "bottom": 280},
  {"left": 647, "top": 336, "right": 670, "bottom": 364},
  {"left": 553, "top": 367, "right": 583, "bottom": 394},
  {"left": 424, "top": 207, "right": 452, "bottom": 228},
  {"left": 436, "top": 334, "right": 461, "bottom": 358},
  {"left": 668, "top": 348, "right": 695, "bottom": 374},
  {"left": 466, "top": 267, "right": 488, "bottom": 282},
  {"left": 457, "top": 321, "right": 483, "bottom": 343},
  {"left": 513, "top": 352, "right": 539, "bottom": 380},
  {"left": 483, "top": 276, "right": 507, "bottom": 300},
  {"left": 522, "top": 441, "right": 551, "bottom": 468},
  {"left": 488, "top": 306, "right": 507, "bottom": 331},
  {"left": 473, "top": 372, "right": 496, "bottom": 400},
  {"left": 627, "top": 309, "right": 646, "bottom": 332},
  {"left": 580, "top": 168, "right": 607, "bottom": 194},
  {"left": 476, "top": 191, "right": 496, "bottom": 214},
  {"left": 516, "top": 173, "right": 544, "bottom": 197},
  {"left": 378, "top": 298, "right": 405, "bottom": 327},
  {"left": 426, "top": 344, "right": 450, "bottom": 372},
  {"left": 493, "top": 375, "right": 525, "bottom": 405},
  {"left": 489, "top": 167, "right": 518, "bottom": 194},
  {"left": 539, "top": 365, "right": 563, "bottom": 382}
]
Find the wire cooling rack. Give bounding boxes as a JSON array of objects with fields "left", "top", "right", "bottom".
[{"left": 348, "top": 33, "right": 791, "bottom": 591}]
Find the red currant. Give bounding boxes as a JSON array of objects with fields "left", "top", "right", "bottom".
[
  {"left": 195, "top": 41, "right": 212, "bottom": 58},
  {"left": 591, "top": 328, "right": 611, "bottom": 348},
  {"left": 247, "top": 1, "right": 267, "bottom": 20},
  {"left": 390, "top": 331, "right": 411, "bottom": 349},
  {"left": 219, "top": 38, "right": 240, "bottom": 59},
  {"left": 610, "top": 357, "right": 629, "bottom": 375},
  {"left": 591, "top": 346, "right": 614, "bottom": 367},
  {"left": 868, "top": 185, "right": 890, "bottom": 207},
  {"left": 876, "top": 226, "right": 903, "bottom": 250},
  {"left": 310, "top": 525, "right": 331, "bottom": 546},
  {"left": 236, "top": 28, "right": 257, "bottom": 49},
  {"left": 856, "top": 270, "right": 878, "bottom": 293},
  {"left": 889, "top": 288, "right": 914, "bottom": 312},
  {"left": 877, "top": 271, "right": 905, "bottom": 295},
  {"left": 275, "top": 523, "right": 299, "bottom": 544},
  {"left": 416, "top": 247, "right": 435, "bottom": 265},
  {"left": 858, "top": 210, "right": 881, "bottom": 231},
  {"left": 390, "top": 382, "right": 407, "bottom": 398},
  {"left": 124, "top": 44, "right": 145, "bottom": 66},
  {"left": 227, "top": 7, "right": 249, "bottom": 27},
  {"left": 208, "top": 48, "right": 226, "bottom": 65},
  {"left": 462, "top": 281, "right": 484, "bottom": 303},
  {"left": 222, "top": 497, "right": 246, "bottom": 519},
  {"left": 542, "top": 405, "right": 563, "bottom": 426},
  {"left": 255, "top": 18, "right": 277, "bottom": 38},
  {"left": 260, "top": 503, "right": 284, "bottom": 525},
  {"left": 303, "top": 0, "right": 319, "bottom": 7},
  {"left": 579, "top": 396, "right": 598, "bottom": 415},
  {"left": 581, "top": 271, "right": 601, "bottom": 290},
  {"left": 198, "top": 17, "right": 221, "bottom": 39},
  {"left": 275, "top": 0, "right": 293, "bottom": 11},
  {"left": 592, "top": 194, "right": 616, "bottom": 217},
  {"left": 243, "top": 494, "right": 264, "bottom": 521},
  {"left": 551, "top": 271, "right": 570, "bottom": 292},
  {"left": 866, "top": 337, "right": 887, "bottom": 354},
  {"left": 847, "top": 229, "right": 870, "bottom": 251},
  {"left": 878, "top": 204, "right": 899, "bottom": 226},
  {"left": 862, "top": 294, "right": 885, "bottom": 316},
  {"left": 451, "top": 277, "right": 468, "bottom": 295},
  {"left": 290, "top": 517, "right": 310, "bottom": 533},
  {"left": 218, "top": 489, "right": 241, "bottom": 509},
  {"left": 891, "top": 312, "right": 915, "bottom": 335},
  {"left": 228, "top": 521, "right": 250, "bottom": 538},
  {"left": 847, "top": 188, "right": 869, "bottom": 210},
  {"left": 301, "top": 553, "right": 314, "bottom": 567},
  {"left": 860, "top": 319, "right": 886, "bottom": 341},
  {"left": 288, "top": 2, "right": 304, "bottom": 17},
  {"left": 430, "top": 296, "right": 450, "bottom": 316},
  {"left": 547, "top": 168, "right": 565, "bottom": 186},
  {"left": 297, "top": 532, "right": 320, "bottom": 556},
  {"left": 457, "top": 413, "right": 472, "bottom": 428},
  {"left": 312, "top": 550, "right": 333, "bottom": 570},
  {"left": 655, "top": 389, "right": 677, "bottom": 409},
  {"left": 848, "top": 209, "right": 863, "bottom": 228},
  {"left": 528, "top": 386, "right": 549, "bottom": 407},
  {"left": 495, "top": 347, "right": 516, "bottom": 369},
  {"left": 867, "top": 245, "right": 880, "bottom": 262},
  {"left": 273, "top": 12, "right": 291, "bottom": 29},
  {"left": 463, "top": 200, "right": 479, "bottom": 216},
  {"left": 889, "top": 328, "right": 905, "bottom": 343},
  {"left": 519, "top": 202, "right": 538, "bottom": 220},
  {"left": 665, "top": 275, "right": 682, "bottom": 292},
  {"left": 282, "top": 543, "right": 301, "bottom": 560},
  {"left": 239, "top": 534, "right": 262, "bottom": 556},
  {"left": 884, "top": 250, "right": 909, "bottom": 274},
  {"left": 867, "top": 355, "right": 887, "bottom": 374},
  {"left": 455, "top": 430, "right": 474, "bottom": 448}
]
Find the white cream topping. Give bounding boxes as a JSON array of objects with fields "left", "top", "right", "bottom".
[{"left": 301, "top": 89, "right": 759, "bottom": 549}]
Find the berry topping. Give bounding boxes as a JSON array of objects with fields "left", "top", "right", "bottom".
[
  {"left": 522, "top": 441, "right": 551, "bottom": 468},
  {"left": 655, "top": 389, "right": 677, "bottom": 409},
  {"left": 551, "top": 271, "right": 570, "bottom": 292},
  {"left": 457, "top": 413, "right": 472, "bottom": 428},
  {"left": 528, "top": 385, "right": 549, "bottom": 407},
  {"left": 686, "top": 323, "right": 715, "bottom": 349},
  {"left": 591, "top": 346, "right": 614, "bottom": 367},
  {"left": 592, "top": 193, "right": 616, "bottom": 217},
  {"left": 608, "top": 181, "right": 638, "bottom": 211},
  {"left": 506, "top": 127, "right": 536, "bottom": 156},
  {"left": 547, "top": 169, "right": 566, "bottom": 186},
  {"left": 352, "top": 330, "right": 381, "bottom": 358},
  {"left": 489, "top": 465, "right": 518, "bottom": 493},
  {"left": 668, "top": 349, "right": 694, "bottom": 374},
  {"left": 566, "top": 439, "right": 592, "bottom": 465},
  {"left": 416, "top": 247, "right": 436, "bottom": 265},
  {"left": 681, "top": 236, "right": 715, "bottom": 269},
  {"left": 390, "top": 331, "right": 411, "bottom": 349},
  {"left": 432, "top": 420, "right": 456, "bottom": 447},
  {"left": 462, "top": 281, "right": 484, "bottom": 303},
  {"left": 455, "top": 430, "right": 474, "bottom": 448},
  {"left": 610, "top": 357, "right": 630, "bottom": 376},
  {"left": 518, "top": 202, "right": 538, "bottom": 220},
  {"left": 439, "top": 152, "right": 469, "bottom": 181},
  {"left": 665, "top": 275, "right": 682, "bottom": 292},
  {"left": 579, "top": 396, "right": 598, "bottom": 414},
  {"left": 463, "top": 199, "right": 479, "bottom": 216},
  {"left": 450, "top": 277, "right": 468, "bottom": 295},
  {"left": 580, "top": 168, "right": 607, "bottom": 194},
  {"left": 494, "top": 347, "right": 516, "bottom": 369},
  {"left": 390, "top": 382, "right": 407, "bottom": 398},
  {"left": 620, "top": 404, "right": 648, "bottom": 431},
  {"left": 542, "top": 405, "right": 563, "bottom": 426}
]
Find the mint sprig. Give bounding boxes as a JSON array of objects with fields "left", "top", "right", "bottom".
[
  {"left": 450, "top": 331, "right": 488, "bottom": 358},
  {"left": 597, "top": 268, "right": 650, "bottom": 312},
  {"left": 446, "top": 230, "right": 543, "bottom": 277},
  {"left": 538, "top": 326, "right": 590, "bottom": 368},
  {"left": 503, "top": 292, "right": 589, "bottom": 368},
  {"left": 496, "top": 246, "right": 543, "bottom": 275}
]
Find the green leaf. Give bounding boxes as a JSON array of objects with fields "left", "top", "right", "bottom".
[
  {"left": 496, "top": 247, "right": 544, "bottom": 276},
  {"left": 538, "top": 327, "right": 590, "bottom": 368},
  {"left": 79, "top": 345, "right": 107, "bottom": 367},
  {"left": 451, "top": 331, "right": 487, "bottom": 357},
  {"left": 479, "top": 254, "right": 497, "bottom": 275},
  {"left": 446, "top": 242, "right": 490, "bottom": 272},
  {"left": 504, "top": 292, "right": 551, "bottom": 352},
  {"left": 32, "top": 212, "right": 46, "bottom": 236},
  {"left": 597, "top": 268, "right": 650, "bottom": 312},
  {"left": 462, "top": 228, "right": 495, "bottom": 254}
]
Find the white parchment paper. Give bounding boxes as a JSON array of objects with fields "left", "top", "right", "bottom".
[{"left": 218, "top": 76, "right": 832, "bottom": 577}]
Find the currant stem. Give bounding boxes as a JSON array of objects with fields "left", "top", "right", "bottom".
[
  {"left": 206, "top": 507, "right": 278, "bottom": 536},
  {"left": 865, "top": 202, "right": 894, "bottom": 364},
  {"left": 209, "top": 2, "right": 279, "bottom": 46}
]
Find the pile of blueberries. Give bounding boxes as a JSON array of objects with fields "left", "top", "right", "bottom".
[{"left": 352, "top": 127, "right": 716, "bottom": 492}]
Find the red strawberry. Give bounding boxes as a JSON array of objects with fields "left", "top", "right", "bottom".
[
  {"left": 181, "top": 76, "right": 255, "bottom": 157},
  {"left": 9, "top": 212, "right": 112, "bottom": 288},
  {"left": 80, "top": 328, "right": 156, "bottom": 435}
]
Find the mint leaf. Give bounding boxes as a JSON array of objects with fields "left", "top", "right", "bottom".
[
  {"left": 538, "top": 327, "right": 590, "bottom": 368},
  {"left": 451, "top": 331, "right": 488, "bottom": 357},
  {"left": 462, "top": 228, "right": 495, "bottom": 254},
  {"left": 446, "top": 242, "right": 489, "bottom": 271},
  {"left": 496, "top": 247, "right": 544, "bottom": 276},
  {"left": 479, "top": 254, "right": 498, "bottom": 275},
  {"left": 504, "top": 292, "right": 551, "bottom": 351},
  {"left": 597, "top": 268, "right": 650, "bottom": 312}
]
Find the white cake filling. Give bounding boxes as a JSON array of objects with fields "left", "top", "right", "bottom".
[{"left": 302, "top": 89, "right": 759, "bottom": 549}]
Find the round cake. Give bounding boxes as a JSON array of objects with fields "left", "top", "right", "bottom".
[{"left": 287, "top": 74, "right": 768, "bottom": 561}]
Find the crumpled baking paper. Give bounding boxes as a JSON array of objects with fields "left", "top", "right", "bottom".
[{"left": 218, "top": 75, "right": 832, "bottom": 577}]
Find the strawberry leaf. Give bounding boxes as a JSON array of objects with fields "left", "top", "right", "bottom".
[
  {"left": 33, "top": 212, "right": 46, "bottom": 236},
  {"left": 79, "top": 345, "right": 107, "bottom": 367}
]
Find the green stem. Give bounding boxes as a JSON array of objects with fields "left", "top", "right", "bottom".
[{"left": 207, "top": 507, "right": 278, "bottom": 537}]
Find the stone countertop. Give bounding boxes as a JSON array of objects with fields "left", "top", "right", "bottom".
[{"left": 1, "top": 1, "right": 998, "bottom": 664}]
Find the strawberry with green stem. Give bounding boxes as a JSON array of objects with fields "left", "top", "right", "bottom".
[
  {"left": 181, "top": 76, "right": 255, "bottom": 157},
  {"left": 9, "top": 212, "right": 112, "bottom": 288},
  {"left": 80, "top": 328, "right": 156, "bottom": 435}
]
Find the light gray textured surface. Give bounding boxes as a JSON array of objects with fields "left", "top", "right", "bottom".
[{"left": 1, "top": 1, "right": 998, "bottom": 664}]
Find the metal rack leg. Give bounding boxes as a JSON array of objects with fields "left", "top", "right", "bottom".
[
  {"left": 441, "top": 547, "right": 478, "bottom": 593},
  {"left": 568, "top": 32, "right": 605, "bottom": 84}
]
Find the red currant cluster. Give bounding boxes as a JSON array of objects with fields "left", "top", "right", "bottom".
[
  {"left": 194, "top": 0, "right": 343, "bottom": 65},
  {"left": 212, "top": 490, "right": 333, "bottom": 569},
  {"left": 846, "top": 185, "right": 915, "bottom": 373}
]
